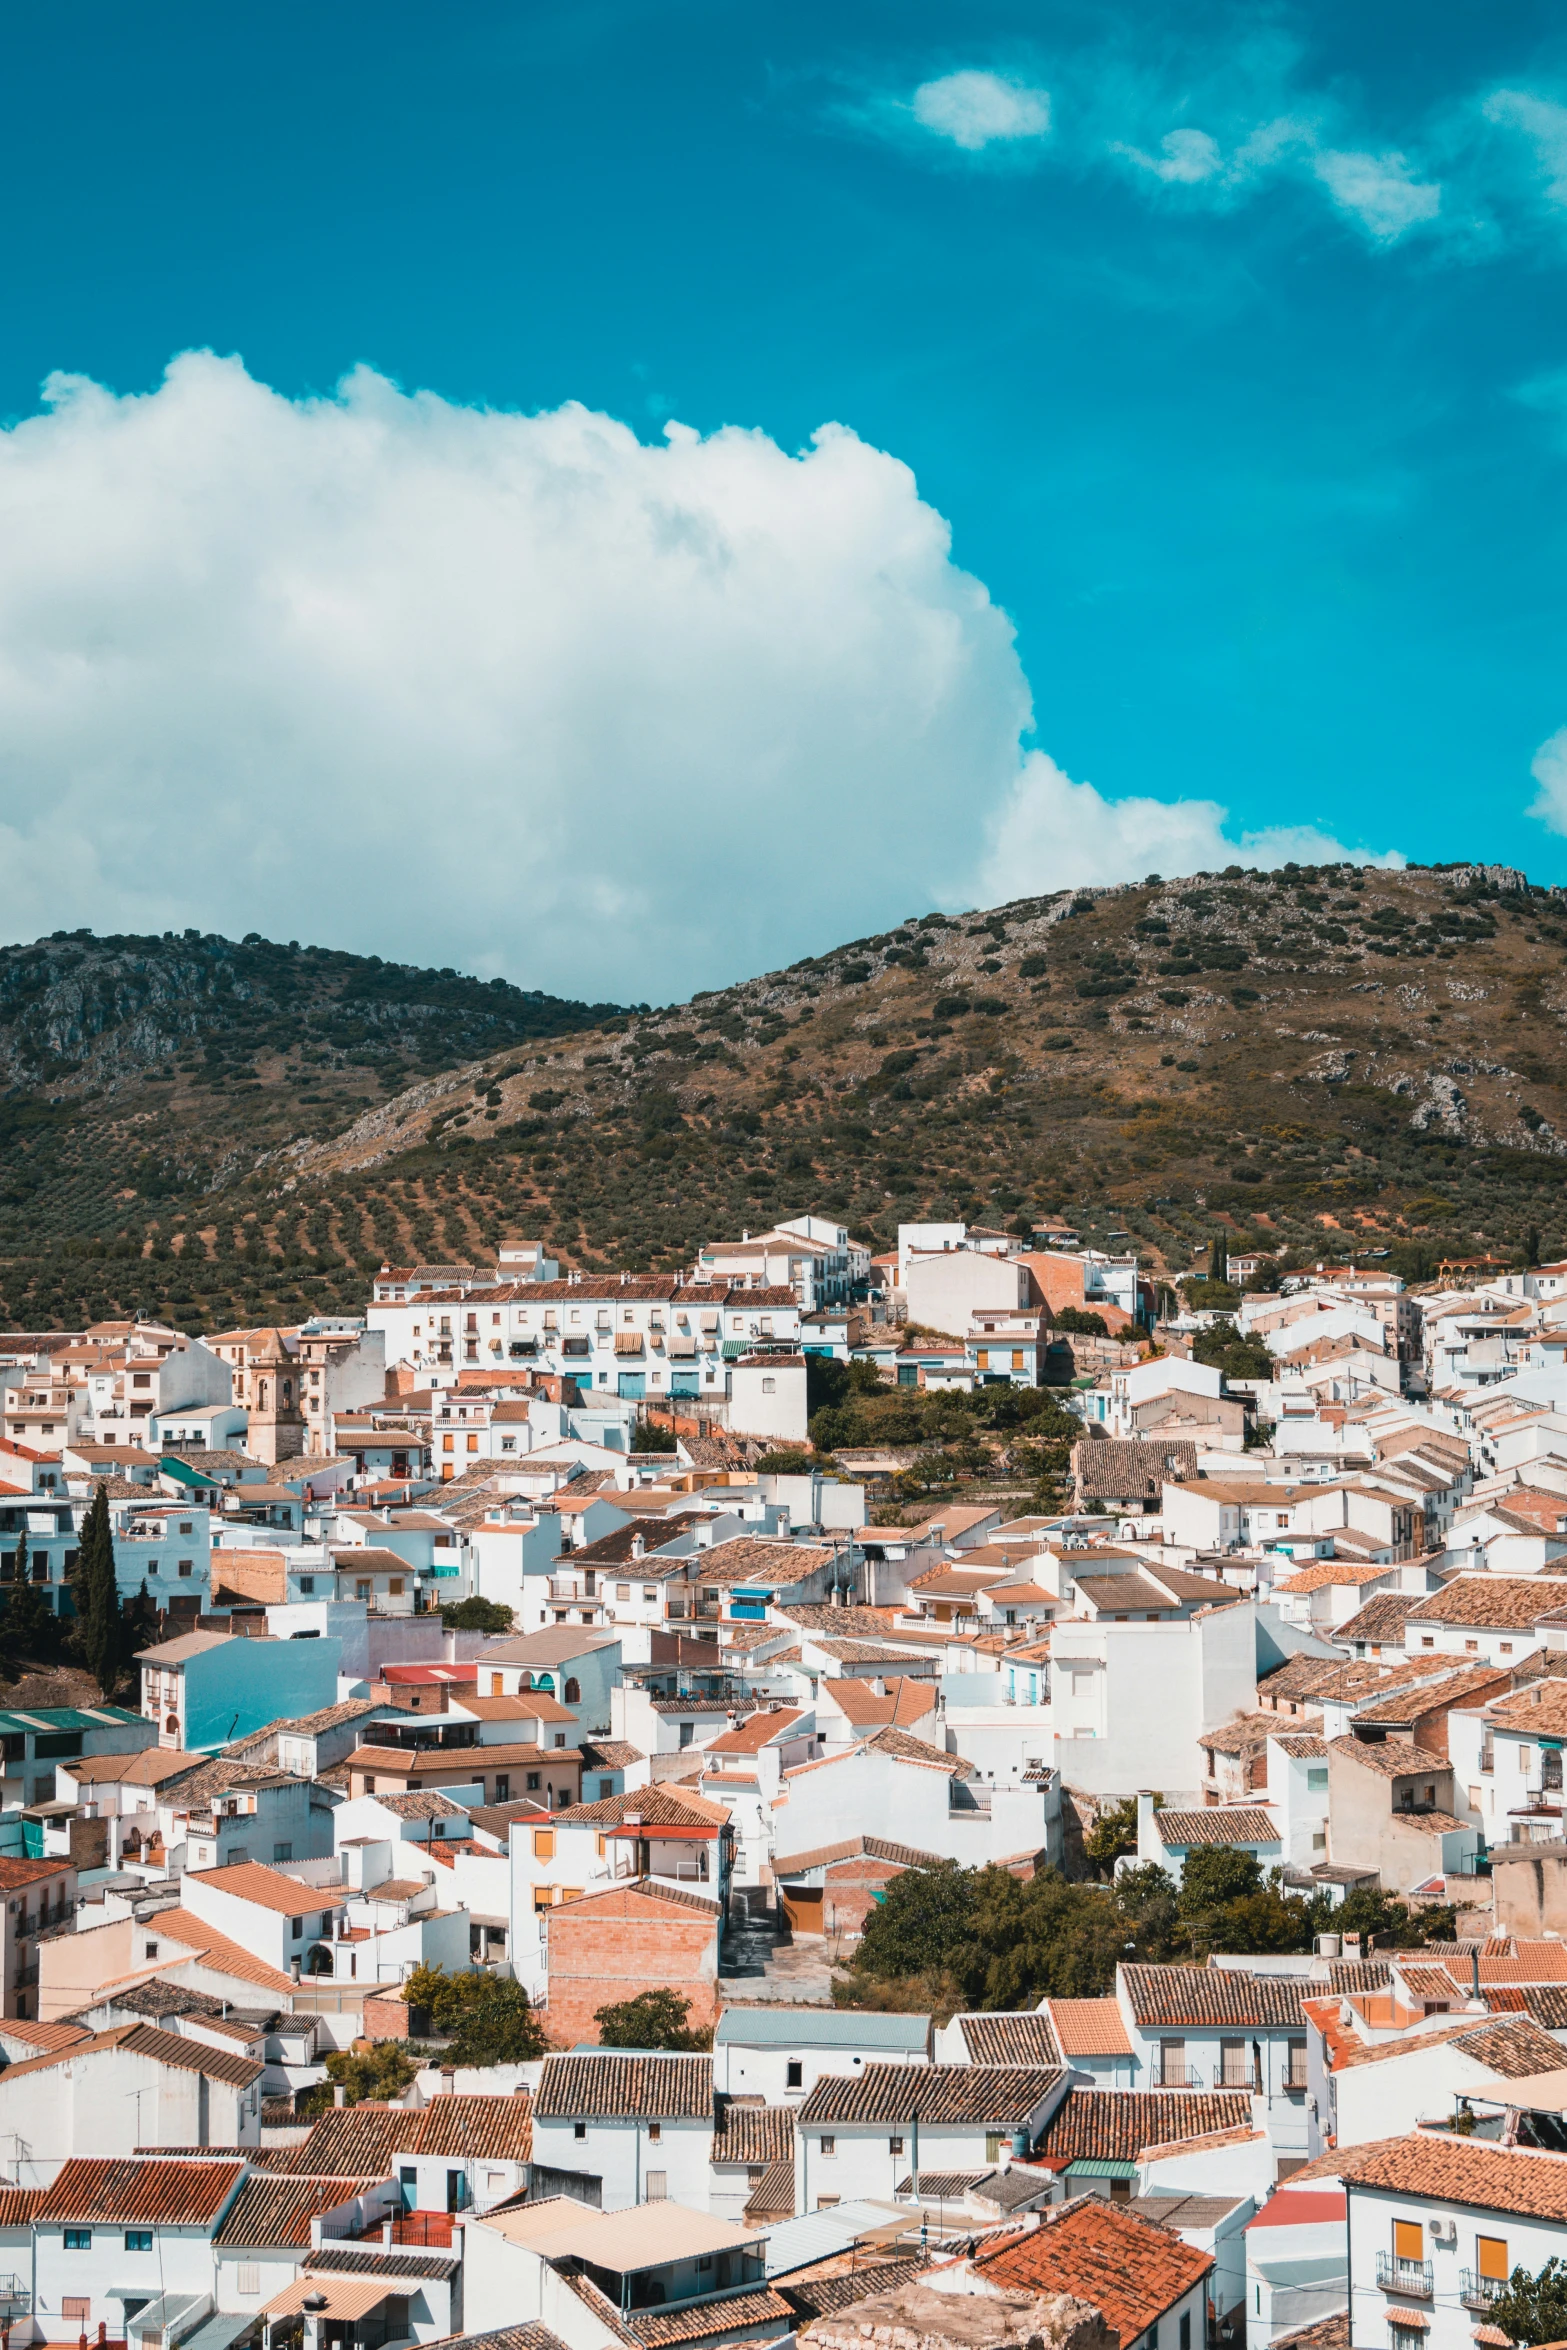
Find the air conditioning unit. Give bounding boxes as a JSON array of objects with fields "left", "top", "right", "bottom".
[{"left": 1430, "top": 2218, "right": 1457, "bottom": 2247}]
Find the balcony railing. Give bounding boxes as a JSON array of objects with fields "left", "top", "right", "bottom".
[
  {"left": 1218, "top": 2064, "right": 1263, "bottom": 2092},
  {"left": 1376, "top": 2255, "right": 1433, "bottom": 2298},
  {"left": 1461, "top": 2273, "right": 1507, "bottom": 2311},
  {"left": 1154, "top": 2060, "right": 1193, "bottom": 2087}
]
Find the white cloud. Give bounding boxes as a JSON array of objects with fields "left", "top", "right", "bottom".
[
  {"left": 910, "top": 71, "right": 1051, "bottom": 151},
  {"left": 0, "top": 354, "right": 1044, "bottom": 1000},
  {"left": 1113, "top": 128, "right": 1224, "bottom": 184},
  {"left": 1485, "top": 89, "right": 1567, "bottom": 204},
  {"left": 972, "top": 749, "right": 1402, "bottom": 903},
  {"left": 1528, "top": 727, "right": 1567, "bottom": 830},
  {"left": 0, "top": 354, "right": 1407, "bottom": 1003},
  {"left": 1312, "top": 147, "right": 1441, "bottom": 241}
]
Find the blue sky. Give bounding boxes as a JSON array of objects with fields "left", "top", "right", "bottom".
[{"left": 2, "top": 0, "right": 1567, "bottom": 991}]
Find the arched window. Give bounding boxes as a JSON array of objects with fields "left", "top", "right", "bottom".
[
  {"left": 563, "top": 1677, "right": 581, "bottom": 1704},
  {"left": 258, "top": 1381, "right": 268, "bottom": 1409},
  {"left": 283, "top": 1379, "right": 293, "bottom": 1402}
]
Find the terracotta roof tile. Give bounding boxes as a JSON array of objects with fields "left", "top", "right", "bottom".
[
  {"left": 1043, "top": 1999, "right": 1133, "bottom": 2058},
  {"left": 1155, "top": 1807, "right": 1279, "bottom": 1848},
  {"left": 216, "top": 2174, "right": 376, "bottom": 2248},
  {"left": 1340, "top": 2131, "right": 1567, "bottom": 2219},
  {"left": 955, "top": 2013, "right": 1064, "bottom": 2068},
  {"left": 1037, "top": 2089, "right": 1253, "bottom": 2164},
  {"left": 535, "top": 2054, "right": 713, "bottom": 2121},
  {"left": 1120, "top": 1967, "right": 1307, "bottom": 2030},
  {"left": 36, "top": 2156, "right": 246, "bottom": 2225},
  {"left": 799, "top": 2064, "right": 1063, "bottom": 2127},
  {"left": 971, "top": 2200, "right": 1213, "bottom": 2340},
  {"left": 710, "top": 2101, "right": 794, "bottom": 2166}
]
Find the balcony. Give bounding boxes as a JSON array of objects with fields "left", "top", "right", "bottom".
[
  {"left": 1461, "top": 2273, "right": 1507, "bottom": 2311},
  {"left": 1154, "top": 2060, "right": 1194, "bottom": 2088},
  {"left": 1376, "top": 2256, "right": 1433, "bottom": 2298}
]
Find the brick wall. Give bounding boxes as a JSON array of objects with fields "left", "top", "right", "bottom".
[
  {"left": 544, "top": 1886, "right": 720, "bottom": 2047},
  {"left": 817, "top": 1856, "right": 906, "bottom": 1942}
]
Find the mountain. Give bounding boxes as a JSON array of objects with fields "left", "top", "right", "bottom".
[{"left": 3, "top": 858, "right": 1565, "bottom": 1332}]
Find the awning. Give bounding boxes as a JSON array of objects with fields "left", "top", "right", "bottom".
[
  {"left": 1065, "top": 2158, "right": 1138, "bottom": 2179},
  {"left": 259, "top": 2278, "right": 396, "bottom": 2322},
  {"left": 668, "top": 1336, "right": 697, "bottom": 1358},
  {"left": 615, "top": 1334, "right": 644, "bottom": 1355}
]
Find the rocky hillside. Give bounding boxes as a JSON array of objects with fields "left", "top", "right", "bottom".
[{"left": 3, "top": 860, "right": 1565, "bottom": 1330}]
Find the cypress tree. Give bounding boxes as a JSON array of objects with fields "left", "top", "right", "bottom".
[
  {"left": 1210, "top": 1231, "right": 1229, "bottom": 1286},
  {"left": 75, "top": 1483, "right": 122, "bottom": 1697}
]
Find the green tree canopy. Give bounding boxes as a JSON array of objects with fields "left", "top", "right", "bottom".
[
  {"left": 404, "top": 1964, "right": 548, "bottom": 2063},
  {"left": 1489, "top": 2255, "right": 1567, "bottom": 2345},
  {"left": 594, "top": 1988, "right": 711, "bottom": 2050},
  {"left": 323, "top": 2042, "right": 419, "bottom": 2104},
  {"left": 438, "top": 1596, "right": 514, "bottom": 1634}
]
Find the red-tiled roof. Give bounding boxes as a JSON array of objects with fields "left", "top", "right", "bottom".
[
  {"left": 972, "top": 2200, "right": 1214, "bottom": 2340},
  {"left": 36, "top": 2156, "right": 246, "bottom": 2225}
]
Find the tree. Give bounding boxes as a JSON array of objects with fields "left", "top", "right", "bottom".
[
  {"left": 1190, "top": 1319, "right": 1274, "bottom": 1382},
  {"left": 438, "top": 1596, "right": 514, "bottom": 1634},
  {"left": 1053, "top": 1307, "right": 1110, "bottom": 1337},
  {"left": 0, "top": 1545, "right": 58, "bottom": 1679},
  {"left": 1082, "top": 1796, "right": 1140, "bottom": 1878},
  {"left": 632, "top": 1416, "right": 678, "bottom": 1454},
  {"left": 403, "top": 1963, "right": 548, "bottom": 2062},
  {"left": 594, "top": 1988, "right": 711, "bottom": 2050},
  {"left": 120, "top": 1582, "right": 160, "bottom": 1669},
  {"left": 323, "top": 2041, "right": 419, "bottom": 2104},
  {"left": 1210, "top": 1231, "right": 1229, "bottom": 1285},
  {"left": 753, "top": 1449, "right": 815, "bottom": 1474},
  {"left": 851, "top": 1860, "right": 979, "bottom": 1984},
  {"left": 1488, "top": 2254, "right": 1567, "bottom": 2345},
  {"left": 73, "top": 1483, "right": 127, "bottom": 1697}
]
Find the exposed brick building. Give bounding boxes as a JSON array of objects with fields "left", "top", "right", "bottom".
[{"left": 543, "top": 1878, "right": 722, "bottom": 2047}]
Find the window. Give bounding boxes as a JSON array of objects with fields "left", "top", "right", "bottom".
[
  {"left": 574, "top": 2122, "right": 587, "bottom": 2141},
  {"left": 985, "top": 2133, "right": 1004, "bottom": 2163},
  {"left": 786, "top": 2060, "right": 803, "bottom": 2089},
  {"left": 1307, "top": 1768, "right": 1328, "bottom": 1792},
  {"left": 533, "top": 1829, "right": 555, "bottom": 1860},
  {"left": 63, "top": 2301, "right": 91, "bottom": 2325},
  {"left": 291, "top": 1916, "right": 303, "bottom": 1939},
  {"left": 679, "top": 1722, "right": 694, "bottom": 1748},
  {"left": 1393, "top": 2221, "right": 1424, "bottom": 2263},
  {"left": 648, "top": 2122, "right": 662, "bottom": 2143},
  {"left": 273, "top": 1843, "right": 293, "bottom": 1863},
  {"left": 564, "top": 1677, "right": 581, "bottom": 1703},
  {"left": 1477, "top": 2237, "right": 1508, "bottom": 2281},
  {"left": 124, "top": 2230, "right": 153, "bottom": 2252},
  {"left": 643, "top": 1586, "right": 656, "bottom": 1602},
  {"left": 64, "top": 2230, "right": 92, "bottom": 2251},
  {"left": 144, "top": 1941, "right": 159, "bottom": 1960},
  {"left": 889, "top": 2135, "right": 904, "bottom": 2156},
  {"left": 1179, "top": 2317, "right": 1190, "bottom": 2350},
  {"left": 527, "top": 1773, "right": 542, "bottom": 1792},
  {"left": 599, "top": 1779, "right": 614, "bottom": 1799},
  {"left": 762, "top": 1377, "right": 776, "bottom": 1395},
  {"left": 299, "top": 1575, "right": 315, "bottom": 1595},
  {"left": 819, "top": 2136, "right": 836, "bottom": 2157},
  {"left": 236, "top": 2266, "right": 260, "bottom": 2297}
]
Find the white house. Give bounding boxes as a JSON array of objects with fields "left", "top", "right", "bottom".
[
  {"left": 1343, "top": 2131, "right": 1567, "bottom": 2350},
  {"left": 794, "top": 2063, "right": 1068, "bottom": 2213},
  {"left": 712, "top": 2007, "right": 930, "bottom": 2102},
  {"left": 530, "top": 2051, "right": 718, "bottom": 2213},
  {"left": 31, "top": 2154, "right": 250, "bottom": 2342}
]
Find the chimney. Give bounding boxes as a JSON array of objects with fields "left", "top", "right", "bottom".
[{"left": 440, "top": 2065, "right": 456, "bottom": 2096}]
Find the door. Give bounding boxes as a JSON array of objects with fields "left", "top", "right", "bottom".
[
  {"left": 618, "top": 1373, "right": 646, "bottom": 1399},
  {"left": 782, "top": 1886, "right": 824, "bottom": 1936}
]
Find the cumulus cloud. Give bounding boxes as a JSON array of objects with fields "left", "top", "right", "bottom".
[
  {"left": 0, "top": 354, "right": 1405, "bottom": 1001},
  {"left": 1528, "top": 727, "right": 1567, "bottom": 831},
  {"left": 910, "top": 70, "right": 1051, "bottom": 150},
  {"left": 972, "top": 750, "right": 1402, "bottom": 904},
  {"left": 0, "top": 355, "right": 1045, "bottom": 1000}
]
